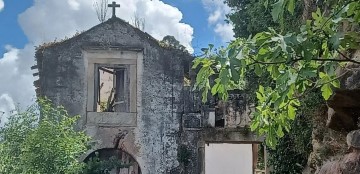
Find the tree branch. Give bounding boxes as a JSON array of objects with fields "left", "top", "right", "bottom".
[
  {"left": 320, "top": 0, "right": 354, "bottom": 30},
  {"left": 336, "top": 50, "right": 360, "bottom": 64},
  {"left": 248, "top": 56, "right": 287, "bottom": 65},
  {"left": 248, "top": 56, "right": 360, "bottom": 66}
]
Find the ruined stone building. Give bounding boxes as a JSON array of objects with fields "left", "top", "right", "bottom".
[{"left": 33, "top": 7, "right": 264, "bottom": 174}]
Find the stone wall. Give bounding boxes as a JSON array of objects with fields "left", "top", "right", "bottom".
[
  {"left": 35, "top": 17, "right": 191, "bottom": 174},
  {"left": 34, "top": 17, "right": 259, "bottom": 174}
]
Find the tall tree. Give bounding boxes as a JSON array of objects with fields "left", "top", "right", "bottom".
[
  {"left": 160, "top": 35, "right": 186, "bottom": 51},
  {"left": 94, "top": 0, "right": 109, "bottom": 23},
  {"left": 225, "top": 0, "right": 303, "bottom": 38},
  {"left": 131, "top": 13, "right": 146, "bottom": 31},
  {"left": 194, "top": 0, "right": 360, "bottom": 147}
]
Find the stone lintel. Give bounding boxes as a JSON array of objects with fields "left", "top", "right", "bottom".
[
  {"left": 86, "top": 112, "right": 137, "bottom": 127},
  {"left": 81, "top": 46, "right": 143, "bottom": 52},
  {"left": 201, "top": 128, "right": 263, "bottom": 144}
]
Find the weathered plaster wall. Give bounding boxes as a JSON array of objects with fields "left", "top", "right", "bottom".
[{"left": 35, "top": 17, "right": 191, "bottom": 174}]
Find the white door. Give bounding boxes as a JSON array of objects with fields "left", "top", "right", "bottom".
[{"left": 205, "top": 143, "right": 253, "bottom": 174}]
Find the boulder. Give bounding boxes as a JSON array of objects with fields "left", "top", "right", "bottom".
[
  {"left": 318, "top": 151, "right": 360, "bottom": 174},
  {"left": 347, "top": 130, "right": 360, "bottom": 149},
  {"left": 318, "top": 161, "right": 341, "bottom": 174},
  {"left": 327, "top": 89, "right": 360, "bottom": 108},
  {"left": 339, "top": 150, "right": 360, "bottom": 174},
  {"left": 326, "top": 107, "right": 357, "bottom": 132},
  {"left": 326, "top": 89, "right": 360, "bottom": 132}
]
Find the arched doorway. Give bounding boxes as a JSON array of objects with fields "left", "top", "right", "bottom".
[{"left": 84, "top": 148, "right": 141, "bottom": 174}]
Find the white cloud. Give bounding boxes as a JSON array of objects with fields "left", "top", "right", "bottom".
[
  {"left": 18, "top": 0, "right": 193, "bottom": 52},
  {"left": 0, "top": 0, "right": 194, "bottom": 123},
  {"left": 214, "top": 23, "right": 235, "bottom": 42},
  {"left": 0, "top": 94, "right": 16, "bottom": 126},
  {"left": 68, "top": 0, "right": 81, "bottom": 10},
  {"left": 202, "top": 0, "right": 234, "bottom": 42},
  {"left": 208, "top": 10, "right": 221, "bottom": 24},
  {"left": 0, "top": 45, "right": 36, "bottom": 124},
  {"left": 0, "top": 0, "right": 4, "bottom": 12},
  {"left": 134, "top": 0, "right": 193, "bottom": 52}
]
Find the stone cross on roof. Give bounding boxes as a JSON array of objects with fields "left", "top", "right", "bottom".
[{"left": 108, "top": 1, "right": 120, "bottom": 18}]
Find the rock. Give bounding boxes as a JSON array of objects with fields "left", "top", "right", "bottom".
[
  {"left": 344, "top": 50, "right": 360, "bottom": 89},
  {"left": 339, "top": 150, "right": 360, "bottom": 174},
  {"left": 326, "top": 107, "right": 357, "bottom": 132},
  {"left": 347, "top": 130, "right": 360, "bottom": 149},
  {"left": 326, "top": 89, "right": 360, "bottom": 132},
  {"left": 327, "top": 89, "right": 360, "bottom": 108},
  {"left": 318, "top": 152, "right": 360, "bottom": 174},
  {"left": 318, "top": 161, "right": 341, "bottom": 174},
  {"left": 318, "top": 153, "right": 360, "bottom": 174}
]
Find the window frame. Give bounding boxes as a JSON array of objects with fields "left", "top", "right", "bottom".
[
  {"left": 94, "top": 64, "right": 130, "bottom": 112},
  {"left": 83, "top": 48, "right": 141, "bottom": 114}
]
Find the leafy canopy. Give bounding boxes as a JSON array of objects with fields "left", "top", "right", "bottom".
[
  {"left": 0, "top": 98, "right": 90, "bottom": 174},
  {"left": 225, "top": 0, "right": 303, "bottom": 38},
  {"left": 194, "top": 0, "right": 360, "bottom": 147}
]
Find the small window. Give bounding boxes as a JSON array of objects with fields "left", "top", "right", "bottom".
[
  {"left": 84, "top": 49, "right": 139, "bottom": 114},
  {"left": 94, "top": 64, "right": 130, "bottom": 112}
]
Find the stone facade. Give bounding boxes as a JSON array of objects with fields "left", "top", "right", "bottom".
[{"left": 33, "top": 17, "right": 260, "bottom": 174}]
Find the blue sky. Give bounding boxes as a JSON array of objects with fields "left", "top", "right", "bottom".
[
  {"left": 162, "top": 0, "right": 224, "bottom": 54},
  {"left": 0, "top": 0, "right": 233, "bottom": 56},
  {"left": 0, "top": 0, "right": 33, "bottom": 54},
  {"left": 0, "top": 0, "right": 235, "bottom": 119}
]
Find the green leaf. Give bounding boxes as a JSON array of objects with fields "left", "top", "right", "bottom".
[
  {"left": 192, "top": 59, "right": 201, "bottom": 69},
  {"left": 331, "top": 79, "right": 340, "bottom": 88},
  {"left": 257, "top": 92, "right": 265, "bottom": 103},
  {"left": 348, "top": 2, "right": 358, "bottom": 16},
  {"left": 208, "top": 44, "right": 214, "bottom": 50},
  {"left": 321, "top": 84, "right": 333, "bottom": 100},
  {"left": 219, "top": 69, "right": 230, "bottom": 85},
  {"left": 288, "top": 104, "right": 296, "bottom": 120},
  {"left": 271, "top": 0, "right": 284, "bottom": 21},
  {"left": 264, "top": 0, "right": 269, "bottom": 8},
  {"left": 202, "top": 88, "right": 209, "bottom": 103},
  {"left": 287, "top": 72, "right": 297, "bottom": 85},
  {"left": 329, "top": 32, "right": 343, "bottom": 49},
  {"left": 228, "top": 47, "right": 237, "bottom": 58},
  {"left": 200, "top": 48, "right": 208, "bottom": 52},
  {"left": 287, "top": 0, "right": 295, "bottom": 14},
  {"left": 277, "top": 72, "right": 289, "bottom": 85},
  {"left": 311, "top": 11, "right": 318, "bottom": 20},
  {"left": 250, "top": 121, "right": 260, "bottom": 131},
  {"left": 258, "top": 47, "right": 268, "bottom": 55},
  {"left": 319, "top": 72, "right": 329, "bottom": 80},
  {"left": 259, "top": 85, "right": 265, "bottom": 94},
  {"left": 332, "top": 16, "right": 343, "bottom": 23},
  {"left": 230, "top": 57, "right": 242, "bottom": 67},
  {"left": 300, "top": 69, "right": 317, "bottom": 78},
  {"left": 254, "top": 64, "right": 262, "bottom": 76},
  {"left": 211, "top": 83, "right": 219, "bottom": 95},
  {"left": 276, "top": 125, "right": 284, "bottom": 137},
  {"left": 231, "top": 68, "right": 240, "bottom": 82}
]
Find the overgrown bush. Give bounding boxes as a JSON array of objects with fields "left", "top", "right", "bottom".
[
  {"left": 267, "top": 92, "right": 323, "bottom": 173},
  {"left": 0, "top": 98, "right": 126, "bottom": 173},
  {"left": 0, "top": 98, "right": 90, "bottom": 174}
]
